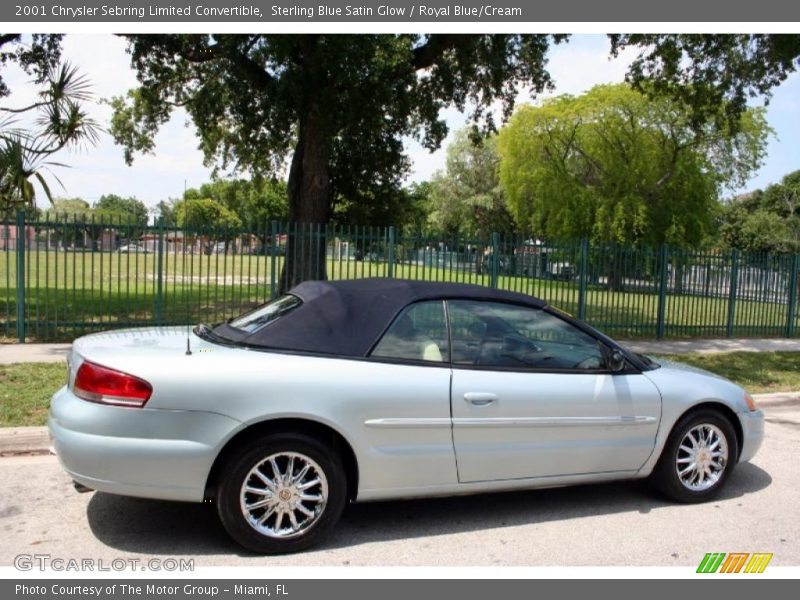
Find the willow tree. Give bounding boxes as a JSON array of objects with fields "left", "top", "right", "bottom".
[
  {"left": 108, "top": 34, "right": 558, "bottom": 288},
  {"left": 498, "top": 83, "right": 770, "bottom": 247},
  {"left": 498, "top": 84, "right": 770, "bottom": 290}
]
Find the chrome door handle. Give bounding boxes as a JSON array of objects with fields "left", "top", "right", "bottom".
[{"left": 464, "top": 392, "right": 498, "bottom": 406}]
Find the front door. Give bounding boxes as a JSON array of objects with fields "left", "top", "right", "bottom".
[{"left": 447, "top": 300, "right": 661, "bottom": 483}]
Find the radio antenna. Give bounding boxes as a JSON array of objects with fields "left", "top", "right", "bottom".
[{"left": 182, "top": 215, "right": 192, "bottom": 355}]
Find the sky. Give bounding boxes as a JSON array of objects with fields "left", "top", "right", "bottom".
[{"left": 4, "top": 34, "right": 800, "bottom": 211}]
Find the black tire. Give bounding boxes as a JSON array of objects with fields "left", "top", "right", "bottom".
[
  {"left": 216, "top": 433, "right": 347, "bottom": 554},
  {"left": 651, "top": 409, "right": 739, "bottom": 503}
]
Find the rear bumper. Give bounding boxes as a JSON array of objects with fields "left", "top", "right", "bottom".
[
  {"left": 737, "top": 409, "right": 765, "bottom": 463},
  {"left": 49, "top": 386, "right": 241, "bottom": 502}
]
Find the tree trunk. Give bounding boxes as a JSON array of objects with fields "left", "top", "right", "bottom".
[
  {"left": 280, "top": 105, "right": 331, "bottom": 292},
  {"left": 606, "top": 248, "right": 624, "bottom": 292}
]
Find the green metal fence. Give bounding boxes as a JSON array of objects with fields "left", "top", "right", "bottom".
[{"left": 2, "top": 210, "right": 799, "bottom": 342}]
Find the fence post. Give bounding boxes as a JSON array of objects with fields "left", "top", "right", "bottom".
[
  {"left": 656, "top": 244, "right": 669, "bottom": 340},
  {"left": 786, "top": 253, "right": 799, "bottom": 338},
  {"left": 15, "top": 209, "right": 25, "bottom": 343},
  {"left": 155, "top": 218, "right": 165, "bottom": 326},
  {"left": 490, "top": 232, "right": 500, "bottom": 288},
  {"left": 578, "top": 238, "right": 589, "bottom": 321},
  {"left": 726, "top": 249, "right": 740, "bottom": 338},
  {"left": 270, "top": 220, "right": 278, "bottom": 299},
  {"left": 387, "top": 225, "right": 396, "bottom": 278}
]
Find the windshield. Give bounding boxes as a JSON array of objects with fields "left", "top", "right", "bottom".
[{"left": 228, "top": 294, "right": 302, "bottom": 334}]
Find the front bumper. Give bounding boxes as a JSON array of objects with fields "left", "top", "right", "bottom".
[
  {"left": 49, "top": 386, "right": 241, "bottom": 502},
  {"left": 737, "top": 409, "right": 765, "bottom": 463}
]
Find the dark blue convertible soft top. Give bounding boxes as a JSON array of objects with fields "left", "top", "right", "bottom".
[{"left": 214, "top": 278, "right": 546, "bottom": 357}]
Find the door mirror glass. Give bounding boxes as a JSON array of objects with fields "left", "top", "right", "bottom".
[{"left": 607, "top": 349, "right": 626, "bottom": 373}]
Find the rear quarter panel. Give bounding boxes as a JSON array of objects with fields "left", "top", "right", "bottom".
[{"left": 81, "top": 345, "right": 458, "bottom": 496}]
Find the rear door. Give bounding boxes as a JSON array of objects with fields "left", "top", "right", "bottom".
[{"left": 447, "top": 300, "right": 661, "bottom": 483}]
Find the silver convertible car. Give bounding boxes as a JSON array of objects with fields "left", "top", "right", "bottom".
[{"left": 49, "top": 278, "right": 764, "bottom": 553}]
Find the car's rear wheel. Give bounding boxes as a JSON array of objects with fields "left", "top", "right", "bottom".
[
  {"left": 651, "top": 409, "right": 738, "bottom": 503},
  {"left": 217, "top": 433, "right": 347, "bottom": 554}
]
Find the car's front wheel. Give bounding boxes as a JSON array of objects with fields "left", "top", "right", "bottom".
[
  {"left": 217, "top": 433, "right": 347, "bottom": 554},
  {"left": 651, "top": 409, "right": 739, "bottom": 503}
]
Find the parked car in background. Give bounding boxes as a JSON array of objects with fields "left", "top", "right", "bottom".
[
  {"left": 49, "top": 279, "right": 764, "bottom": 554},
  {"left": 117, "top": 244, "right": 150, "bottom": 254}
]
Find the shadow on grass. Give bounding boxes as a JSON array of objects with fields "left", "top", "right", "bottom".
[{"left": 86, "top": 462, "right": 771, "bottom": 557}]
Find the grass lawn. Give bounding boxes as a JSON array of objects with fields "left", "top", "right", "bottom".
[
  {"left": 1, "top": 351, "right": 798, "bottom": 428},
  {"left": 2, "top": 249, "right": 797, "bottom": 341},
  {"left": 0, "top": 362, "right": 64, "bottom": 427}
]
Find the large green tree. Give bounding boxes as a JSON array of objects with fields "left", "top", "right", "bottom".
[
  {"left": 428, "top": 129, "right": 513, "bottom": 239},
  {"left": 331, "top": 182, "right": 431, "bottom": 231},
  {"left": 175, "top": 197, "right": 242, "bottom": 231},
  {"left": 610, "top": 35, "right": 800, "bottom": 129},
  {"left": 109, "top": 33, "right": 800, "bottom": 288},
  {"left": 720, "top": 171, "right": 800, "bottom": 253},
  {"left": 497, "top": 84, "right": 770, "bottom": 248},
  {"left": 154, "top": 199, "right": 178, "bottom": 228},
  {"left": 183, "top": 178, "right": 288, "bottom": 234},
  {"left": 94, "top": 194, "right": 148, "bottom": 224},
  {"left": 109, "top": 34, "right": 558, "bottom": 287},
  {"left": 43, "top": 197, "right": 91, "bottom": 247}
]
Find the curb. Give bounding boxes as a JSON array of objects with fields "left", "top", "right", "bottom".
[
  {"left": 0, "top": 392, "right": 796, "bottom": 457},
  {"left": 0, "top": 426, "right": 51, "bottom": 456}
]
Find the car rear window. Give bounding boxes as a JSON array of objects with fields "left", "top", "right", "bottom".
[{"left": 228, "top": 294, "right": 302, "bottom": 334}]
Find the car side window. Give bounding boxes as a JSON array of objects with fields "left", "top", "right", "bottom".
[
  {"left": 447, "top": 300, "right": 604, "bottom": 371},
  {"left": 371, "top": 301, "right": 448, "bottom": 363}
]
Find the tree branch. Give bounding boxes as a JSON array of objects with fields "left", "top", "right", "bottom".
[
  {"left": 0, "top": 34, "right": 20, "bottom": 49},
  {"left": 176, "top": 39, "right": 275, "bottom": 89},
  {"left": 412, "top": 35, "right": 462, "bottom": 70}
]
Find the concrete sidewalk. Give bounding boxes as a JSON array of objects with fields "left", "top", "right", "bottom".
[
  {"left": 3, "top": 338, "right": 800, "bottom": 365},
  {"left": 623, "top": 338, "right": 800, "bottom": 355},
  {"left": 0, "top": 343, "right": 71, "bottom": 364}
]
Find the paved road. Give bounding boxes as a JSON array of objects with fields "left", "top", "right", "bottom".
[{"left": 1, "top": 405, "right": 797, "bottom": 568}]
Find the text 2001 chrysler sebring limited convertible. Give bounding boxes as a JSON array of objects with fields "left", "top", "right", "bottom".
[{"left": 50, "top": 279, "right": 764, "bottom": 553}]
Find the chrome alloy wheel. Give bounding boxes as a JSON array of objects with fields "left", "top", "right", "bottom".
[
  {"left": 675, "top": 423, "right": 729, "bottom": 491},
  {"left": 240, "top": 452, "right": 329, "bottom": 539}
]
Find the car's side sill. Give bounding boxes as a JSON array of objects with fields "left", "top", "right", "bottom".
[{"left": 355, "top": 469, "right": 642, "bottom": 502}]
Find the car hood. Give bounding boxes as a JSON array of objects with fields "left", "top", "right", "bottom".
[
  {"left": 642, "top": 356, "right": 748, "bottom": 413},
  {"left": 646, "top": 356, "right": 729, "bottom": 381}
]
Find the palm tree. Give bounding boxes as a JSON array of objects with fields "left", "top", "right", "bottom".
[{"left": 0, "top": 62, "right": 100, "bottom": 210}]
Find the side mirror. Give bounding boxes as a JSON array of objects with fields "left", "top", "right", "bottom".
[{"left": 607, "top": 349, "right": 626, "bottom": 373}]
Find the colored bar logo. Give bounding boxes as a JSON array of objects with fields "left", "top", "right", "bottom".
[{"left": 697, "top": 553, "right": 773, "bottom": 573}]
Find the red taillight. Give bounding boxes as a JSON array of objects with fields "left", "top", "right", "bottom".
[{"left": 73, "top": 361, "right": 152, "bottom": 408}]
